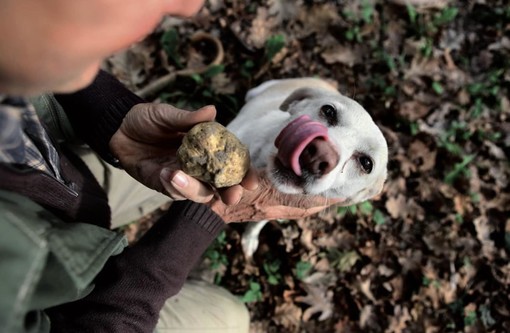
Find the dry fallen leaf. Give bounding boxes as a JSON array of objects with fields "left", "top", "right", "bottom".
[
  {"left": 385, "top": 305, "right": 412, "bottom": 333},
  {"left": 473, "top": 216, "right": 497, "bottom": 260},
  {"left": 408, "top": 139, "right": 437, "bottom": 172},
  {"left": 295, "top": 283, "right": 334, "bottom": 322},
  {"left": 105, "top": 41, "right": 155, "bottom": 89},
  {"left": 248, "top": 7, "right": 275, "bottom": 49},
  {"left": 385, "top": 194, "right": 408, "bottom": 220},
  {"left": 399, "top": 100, "right": 430, "bottom": 121},
  {"left": 359, "top": 305, "right": 379, "bottom": 330},
  {"left": 321, "top": 45, "right": 362, "bottom": 67},
  {"left": 121, "top": 2, "right": 510, "bottom": 332},
  {"left": 296, "top": 3, "right": 340, "bottom": 36},
  {"left": 273, "top": 301, "right": 303, "bottom": 329}
]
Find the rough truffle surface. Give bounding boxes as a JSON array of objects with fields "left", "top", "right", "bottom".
[{"left": 177, "top": 122, "right": 250, "bottom": 188}]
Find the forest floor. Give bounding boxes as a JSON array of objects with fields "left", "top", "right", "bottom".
[{"left": 112, "top": 1, "right": 510, "bottom": 332}]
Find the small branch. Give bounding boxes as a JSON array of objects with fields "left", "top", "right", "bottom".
[
  {"left": 388, "top": 0, "right": 451, "bottom": 9},
  {"left": 135, "top": 72, "right": 177, "bottom": 99},
  {"left": 135, "top": 31, "right": 225, "bottom": 99}
]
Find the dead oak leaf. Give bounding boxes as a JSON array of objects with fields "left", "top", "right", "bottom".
[
  {"left": 385, "top": 194, "right": 407, "bottom": 220},
  {"left": 384, "top": 20, "right": 406, "bottom": 56},
  {"left": 297, "top": 218, "right": 319, "bottom": 252},
  {"left": 267, "top": 0, "right": 299, "bottom": 23},
  {"left": 315, "top": 230, "right": 356, "bottom": 250},
  {"left": 249, "top": 320, "right": 270, "bottom": 333},
  {"left": 360, "top": 305, "right": 380, "bottom": 330},
  {"left": 384, "top": 176, "right": 407, "bottom": 198},
  {"left": 408, "top": 139, "right": 437, "bottom": 172},
  {"left": 405, "top": 56, "right": 442, "bottom": 81},
  {"left": 399, "top": 100, "right": 430, "bottom": 121},
  {"left": 453, "top": 194, "right": 472, "bottom": 216},
  {"left": 273, "top": 301, "right": 303, "bottom": 329},
  {"left": 416, "top": 177, "right": 440, "bottom": 201},
  {"left": 300, "top": 228, "right": 316, "bottom": 252},
  {"left": 385, "top": 305, "right": 412, "bottom": 333},
  {"left": 211, "top": 73, "right": 236, "bottom": 95},
  {"left": 398, "top": 249, "right": 423, "bottom": 274},
  {"left": 297, "top": 3, "right": 340, "bottom": 36},
  {"left": 321, "top": 45, "right": 362, "bottom": 67},
  {"left": 473, "top": 216, "right": 497, "bottom": 260},
  {"left": 394, "top": 153, "right": 416, "bottom": 177},
  {"left": 389, "top": 275, "right": 404, "bottom": 301},
  {"left": 280, "top": 224, "right": 299, "bottom": 253},
  {"left": 283, "top": 289, "right": 297, "bottom": 303},
  {"left": 295, "top": 283, "right": 334, "bottom": 321},
  {"left": 314, "top": 257, "right": 331, "bottom": 272},
  {"left": 484, "top": 140, "right": 507, "bottom": 161},
  {"left": 488, "top": 162, "right": 509, "bottom": 189},
  {"left": 422, "top": 262, "right": 457, "bottom": 307},
  {"left": 358, "top": 276, "right": 377, "bottom": 303},
  {"left": 249, "top": 7, "right": 277, "bottom": 49},
  {"left": 105, "top": 41, "right": 155, "bottom": 89},
  {"left": 485, "top": 192, "right": 510, "bottom": 211}
]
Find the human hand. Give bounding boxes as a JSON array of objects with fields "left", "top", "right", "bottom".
[
  {"left": 109, "top": 103, "right": 257, "bottom": 205},
  {"left": 207, "top": 170, "right": 345, "bottom": 223}
]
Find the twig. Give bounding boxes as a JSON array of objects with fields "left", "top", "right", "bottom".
[{"left": 135, "top": 31, "right": 225, "bottom": 99}]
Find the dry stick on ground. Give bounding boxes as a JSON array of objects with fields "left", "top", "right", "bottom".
[
  {"left": 388, "top": 0, "right": 451, "bottom": 9},
  {"left": 135, "top": 31, "right": 225, "bottom": 99}
]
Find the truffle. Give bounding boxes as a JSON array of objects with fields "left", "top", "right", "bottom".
[{"left": 177, "top": 121, "right": 250, "bottom": 188}]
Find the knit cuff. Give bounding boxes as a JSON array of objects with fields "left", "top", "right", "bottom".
[
  {"left": 166, "top": 200, "right": 225, "bottom": 235},
  {"left": 55, "top": 70, "right": 145, "bottom": 165}
]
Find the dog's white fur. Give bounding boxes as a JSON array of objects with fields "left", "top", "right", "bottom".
[{"left": 227, "top": 78, "right": 388, "bottom": 205}]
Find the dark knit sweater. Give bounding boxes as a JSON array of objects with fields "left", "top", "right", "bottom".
[
  {"left": 47, "top": 200, "right": 224, "bottom": 333},
  {"left": 0, "top": 71, "right": 225, "bottom": 332}
]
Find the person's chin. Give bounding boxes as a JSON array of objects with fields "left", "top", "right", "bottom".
[
  {"left": 52, "top": 71, "right": 98, "bottom": 93},
  {"left": 0, "top": 65, "right": 99, "bottom": 96}
]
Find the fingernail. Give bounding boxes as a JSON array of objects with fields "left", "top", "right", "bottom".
[{"left": 171, "top": 171, "right": 189, "bottom": 188}]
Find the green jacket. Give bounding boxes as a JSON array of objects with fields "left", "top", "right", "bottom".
[
  {"left": 0, "top": 190, "right": 127, "bottom": 333},
  {"left": 1, "top": 92, "right": 127, "bottom": 332},
  {"left": 0, "top": 73, "right": 224, "bottom": 332}
]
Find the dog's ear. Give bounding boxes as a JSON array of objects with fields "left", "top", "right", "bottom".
[{"left": 279, "top": 88, "right": 320, "bottom": 111}]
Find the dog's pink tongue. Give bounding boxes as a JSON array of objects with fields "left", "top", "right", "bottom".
[{"left": 275, "top": 115, "right": 329, "bottom": 176}]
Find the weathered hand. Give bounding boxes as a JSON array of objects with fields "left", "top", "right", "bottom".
[
  {"left": 109, "top": 103, "right": 257, "bottom": 205},
  {"left": 207, "top": 170, "right": 345, "bottom": 223}
]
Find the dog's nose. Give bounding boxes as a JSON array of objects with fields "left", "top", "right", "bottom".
[{"left": 299, "top": 138, "right": 339, "bottom": 176}]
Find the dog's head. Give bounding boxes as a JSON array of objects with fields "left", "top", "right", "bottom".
[{"left": 268, "top": 87, "right": 388, "bottom": 204}]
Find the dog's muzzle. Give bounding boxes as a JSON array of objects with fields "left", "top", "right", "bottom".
[{"left": 274, "top": 115, "right": 339, "bottom": 177}]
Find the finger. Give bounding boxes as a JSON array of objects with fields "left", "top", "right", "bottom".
[
  {"left": 218, "top": 185, "right": 244, "bottom": 206},
  {"left": 280, "top": 193, "right": 345, "bottom": 209},
  {"left": 160, "top": 169, "right": 215, "bottom": 203},
  {"left": 302, "top": 195, "right": 345, "bottom": 208},
  {"left": 153, "top": 104, "right": 217, "bottom": 131},
  {"left": 240, "top": 167, "right": 259, "bottom": 191},
  {"left": 303, "top": 205, "right": 331, "bottom": 216}
]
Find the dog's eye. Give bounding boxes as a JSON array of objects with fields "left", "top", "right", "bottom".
[
  {"left": 359, "top": 155, "right": 373, "bottom": 174},
  {"left": 320, "top": 104, "right": 338, "bottom": 126}
]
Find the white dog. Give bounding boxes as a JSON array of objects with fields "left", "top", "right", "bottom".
[{"left": 227, "top": 78, "right": 388, "bottom": 206}]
